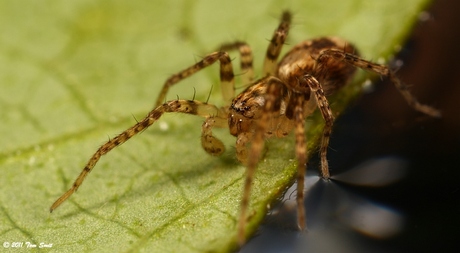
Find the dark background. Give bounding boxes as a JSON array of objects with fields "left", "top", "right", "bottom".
[
  {"left": 241, "top": 0, "right": 460, "bottom": 252},
  {"left": 327, "top": 0, "right": 460, "bottom": 251}
]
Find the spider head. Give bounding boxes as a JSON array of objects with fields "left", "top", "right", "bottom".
[
  {"left": 228, "top": 111, "right": 252, "bottom": 136},
  {"left": 228, "top": 102, "right": 259, "bottom": 136},
  {"left": 228, "top": 88, "right": 265, "bottom": 136}
]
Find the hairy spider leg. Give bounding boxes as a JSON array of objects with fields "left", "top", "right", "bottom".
[
  {"left": 155, "top": 51, "right": 235, "bottom": 106},
  {"left": 303, "top": 74, "right": 336, "bottom": 179},
  {"left": 201, "top": 115, "right": 228, "bottom": 156},
  {"left": 218, "top": 41, "right": 255, "bottom": 85},
  {"left": 263, "top": 11, "right": 291, "bottom": 76},
  {"left": 292, "top": 93, "right": 308, "bottom": 232},
  {"left": 50, "top": 100, "right": 224, "bottom": 212},
  {"left": 51, "top": 45, "right": 242, "bottom": 212},
  {"left": 318, "top": 49, "right": 441, "bottom": 118}
]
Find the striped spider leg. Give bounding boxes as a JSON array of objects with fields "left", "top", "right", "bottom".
[{"left": 49, "top": 51, "right": 242, "bottom": 211}]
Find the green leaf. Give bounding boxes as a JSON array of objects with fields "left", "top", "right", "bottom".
[{"left": 0, "top": 0, "right": 431, "bottom": 252}]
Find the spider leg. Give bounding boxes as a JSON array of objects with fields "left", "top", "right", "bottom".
[
  {"left": 155, "top": 51, "right": 235, "bottom": 107},
  {"left": 202, "top": 115, "right": 228, "bottom": 156},
  {"left": 218, "top": 41, "right": 254, "bottom": 85},
  {"left": 234, "top": 132, "right": 252, "bottom": 164},
  {"left": 50, "top": 100, "right": 223, "bottom": 212},
  {"left": 263, "top": 11, "right": 291, "bottom": 76},
  {"left": 238, "top": 76, "right": 285, "bottom": 245},
  {"left": 302, "top": 74, "right": 334, "bottom": 179},
  {"left": 318, "top": 49, "right": 441, "bottom": 117},
  {"left": 292, "top": 93, "right": 308, "bottom": 231}
]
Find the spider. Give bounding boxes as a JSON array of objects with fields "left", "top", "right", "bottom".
[{"left": 50, "top": 11, "right": 440, "bottom": 246}]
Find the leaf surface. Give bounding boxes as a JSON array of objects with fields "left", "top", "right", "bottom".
[{"left": 0, "top": 0, "right": 430, "bottom": 252}]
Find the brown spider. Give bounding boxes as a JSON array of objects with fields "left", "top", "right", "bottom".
[{"left": 50, "top": 11, "right": 440, "bottom": 246}]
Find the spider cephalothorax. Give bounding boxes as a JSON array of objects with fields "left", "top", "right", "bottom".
[{"left": 50, "top": 11, "right": 440, "bottom": 246}]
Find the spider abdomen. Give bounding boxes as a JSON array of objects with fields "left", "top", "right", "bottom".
[{"left": 277, "top": 37, "right": 358, "bottom": 96}]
